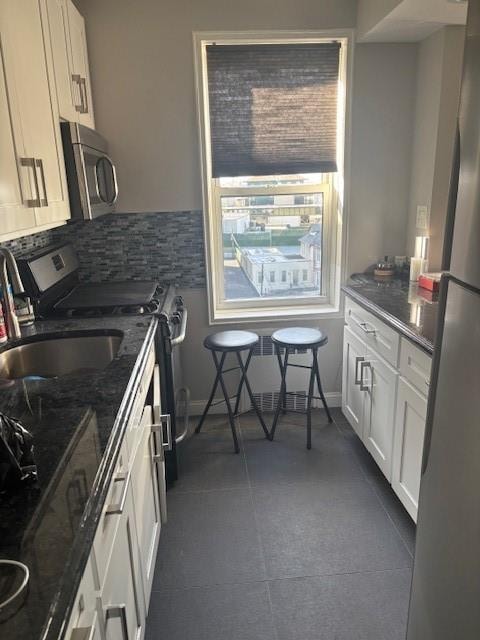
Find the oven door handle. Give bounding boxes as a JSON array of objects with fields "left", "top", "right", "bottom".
[{"left": 171, "top": 307, "right": 187, "bottom": 346}]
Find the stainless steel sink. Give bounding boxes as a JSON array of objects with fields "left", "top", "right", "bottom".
[{"left": 0, "top": 330, "right": 123, "bottom": 379}]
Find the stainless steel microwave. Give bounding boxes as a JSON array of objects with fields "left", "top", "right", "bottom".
[{"left": 60, "top": 121, "right": 118, "bottom": 220}]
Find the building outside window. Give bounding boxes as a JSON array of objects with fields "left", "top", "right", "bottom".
[{"left": 195, "top": 32, "right": 350, "bottom": 321}]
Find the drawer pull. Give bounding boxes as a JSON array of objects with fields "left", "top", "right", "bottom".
[
  {"left": 105, "top": 604, "right": 129, "bottom": 640},
  {"left": 152, "top": 413, "right": 172, "bottom": 451},
  {"left": 20, "top": 157, "right": 41, "bottom": 207},
  {"left": 360, "top": 360, "right": 371, "bottom": 392},
  {"left": 359, "top": 322, "right": 376, "bottom": 335},
  {"left": 354, "top": 356, "right": 365, "bottom": 385},
  {"left": 105, "top": 471, "right": 130, "bottom": 516}
]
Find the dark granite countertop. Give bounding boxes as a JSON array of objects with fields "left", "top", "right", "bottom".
[
  {"left": 342, "top": 274, "right": 439, "bottom": 354},
  {"left": 0, "top": 314, "right": 158, "bottom": 640}
]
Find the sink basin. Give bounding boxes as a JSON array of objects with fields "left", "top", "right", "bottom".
[{"left": 0, "top": 330, "right": 123, "bottom": 379}]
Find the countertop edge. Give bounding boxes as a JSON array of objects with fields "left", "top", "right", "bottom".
[
  {"left": 45, "top": 316, "right": 159, "bottom": 640},
  {"left": 342, "top": 285, "right": 434, "bottom": 355}
]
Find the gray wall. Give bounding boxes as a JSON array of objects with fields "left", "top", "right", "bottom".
[
  {"left": 66, "top": 1, "right": 418, "bottom": 406},
  {"left": 76, "top": 0, "right": 358, "bottom": 212},
  {"left": 407, "top": 26, "right": 464, "bottom": 269}
]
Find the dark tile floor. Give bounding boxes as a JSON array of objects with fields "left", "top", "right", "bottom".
[{"left": 146, "top": 409, "right": 415, "bottom": 640}]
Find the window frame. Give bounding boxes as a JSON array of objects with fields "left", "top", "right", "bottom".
[{"left": 193, "top": 30, "right": 353, "bottom": 324}]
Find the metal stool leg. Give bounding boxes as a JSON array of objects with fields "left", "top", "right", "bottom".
[
  {"left": 236, "top": 349, "right": 270, "bottom": 439},
  {"left": 213, "top": 350, "right": 240, "bottom": 454},
  {"left": 195, "top": 350, "right": 226, "bottom": 434},
  {"left": 313, "top": 349, "right": 333, "bottom": 423},
  {"left": 306, "top": 351, "right": 316, "bottom": 450},
  {"left": 270, "top": 346, "right": 290, "bottom": 441},
  {"left": 233, "top": 350, "right": 248, "bottom": 417}
]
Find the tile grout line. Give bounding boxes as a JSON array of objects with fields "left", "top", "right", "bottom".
[
  {"left": 239, "top": 415, "right": 280, "bottom": 640},
  {"left": 331, "top": 418, "right": 414, "bottom": 560},
  {"left": 150, "top": 564, "right": 414, "bottom": 595}
]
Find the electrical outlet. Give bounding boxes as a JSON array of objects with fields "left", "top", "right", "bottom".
[{"left": 416, "top": 205, "right": 429, "bottom": 230}]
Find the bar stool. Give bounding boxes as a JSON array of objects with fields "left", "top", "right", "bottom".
[
  {"left": 270, "top": 327, "right": 332, "bottom": 449},
  {"left": 195, "top": 330, "right": 269, "bottom": 453}
]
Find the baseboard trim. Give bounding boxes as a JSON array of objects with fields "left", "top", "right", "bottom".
[{"left": 188, "top": 392, "right": 342, "bottom": 417}]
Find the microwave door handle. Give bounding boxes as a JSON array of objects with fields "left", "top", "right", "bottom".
[
  {"left": 110, "top": 158, "right": 119, "bottom": 204},
  {"left": 95, "top": 155, "right": 118, "bottom": 205}
]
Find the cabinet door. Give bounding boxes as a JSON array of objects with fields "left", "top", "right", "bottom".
[
  {"left": 64, "top": 557, "right": 101, "bottom": 640},
  {"left": 131, "top": 404, "right": 163, "bottom": 610},
  {"left": 67, "top": 0, "right": 94, "bottom": 128},
  {"left": 363, "top": 347, "right": 398, "bottom": 480},
  {"left": 101, "top": 484, "right": 145, "bottom": 640},
  {"left": 342, "top": 325, "right": 367, "bottom": 439},
  {"left": 42, "top": 0, "right": 78, "bottom": 121},
  {"left": 392, "top": 377, "right": 427, "bottom": 522},
  {"left": 2, "top": 0, "right": 70, "bottom": 228},
  {"left": 0, "top": 32, "right": 37, "bottom": 236}
]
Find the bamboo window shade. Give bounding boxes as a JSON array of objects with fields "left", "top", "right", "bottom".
[{"left": 206, "top": 42, "right": 341, "bottom": 178}]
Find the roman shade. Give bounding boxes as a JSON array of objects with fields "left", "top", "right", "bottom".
[{"left": 206, "top": 42, "right": 341, "bottom": 178}]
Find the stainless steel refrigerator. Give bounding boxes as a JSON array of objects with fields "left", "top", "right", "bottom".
[{"left": 406, "top": 2, "right": 480, "bottom": 638}]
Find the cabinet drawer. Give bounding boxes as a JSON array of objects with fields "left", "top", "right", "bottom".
[
  {"left": 399, "top": 338, "right": 432, "bottom": 396},
  {"left": 345, "top": 297, "right": 400, "bottom": 367},
  {"left": 125, "top": 344, "right": 155, "bottom": 459},
  {"left": 92, "top": 441, "right": 129, "bottom": 589}
]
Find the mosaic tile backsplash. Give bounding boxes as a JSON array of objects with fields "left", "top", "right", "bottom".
[{"left": 2, "top": 211, "right": 206, "bottom": 288}]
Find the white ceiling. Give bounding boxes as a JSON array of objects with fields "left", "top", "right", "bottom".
[{"left": 358, "top": 0, "right": 468, "bottom": 42}]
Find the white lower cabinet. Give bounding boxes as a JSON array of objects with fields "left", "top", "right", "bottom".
[
  {"left": 342, "top": 325, "right": 398, "bottom": 481},
  {"left": 392, "top": 377, "right": 427, "bottom": 521},
  {"left": 101, "top": 483, "right": 145, "bottom": 640},
  {"left": 342, "top": 297, "right": 432, "bottom": 523},
  {"left": 363, "top": 349, "right": 398, "bottom": 481},
  {"left": 130, "top": 404, "right": 164, "bottom": 610},
  {"left": 342, "top": 326, "right": 367, "bottom": 439},
  {"left": 66, "top": 346, "right": 169, "bottom": 638}
]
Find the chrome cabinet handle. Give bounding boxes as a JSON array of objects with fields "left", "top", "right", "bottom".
[
  {"left": 35, "top": 159, "right": 48, "bottom": 206},
  {"left": 359, "top": 322, "right": 376, "bottom": 335},
  {"left": 80, "top": 77, "right": 88, "bottom": 114},
  {"left": 152, "top": 414, "right": 172, "bottom": 451},
  {"left": 360, "top": 361, "right": 371, "bottom": 392},
  {"left": 354, "top": 356, "right": 365, "bottom": 385},
  {"left": 105, "top": 604, "right": 129, "bottom": 640},
  {"left": 20, "top": 157, "right": 41, "bottom": 207},
  {"left": 105, "top": 471, "right": 130, "bottom": 515},
  {"left": 72, "top": 73, "right": 83, "bottom": 112}
]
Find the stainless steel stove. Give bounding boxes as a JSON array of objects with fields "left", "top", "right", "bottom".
[{"left": 17, "top": 243, "right": 188, "bottom": 487}]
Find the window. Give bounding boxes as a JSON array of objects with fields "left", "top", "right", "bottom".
[{"left": 195, "top": 32, "right": 349, "bottom": 322}]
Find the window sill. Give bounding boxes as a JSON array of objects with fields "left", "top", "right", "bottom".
[{"left": 210, "top": 303, "right": 342, "bottom": 325}]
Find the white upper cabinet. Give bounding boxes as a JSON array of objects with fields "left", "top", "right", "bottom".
[
  {"left": 0, "top": 37, "right": 37, "bottom": 235},
  {"left": 0, "top": 0, "right": 70, "bottom": 238},
  {"left": 67, "top": 0, "right": 94, "bottom": 128},
  {"left": 42, "top": 0, "right": 94, "bottom": 128}
]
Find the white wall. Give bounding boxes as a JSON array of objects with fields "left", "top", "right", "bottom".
[
  {"left": 75, "top": 0, "right": 418, "bottom": 405},
  {"left": 406, "top": 26, "right": 464, "bottom": 269}
]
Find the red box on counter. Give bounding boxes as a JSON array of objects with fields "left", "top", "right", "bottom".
[{"left": 418, "top": 272, "right": 442, "bottom": 292}]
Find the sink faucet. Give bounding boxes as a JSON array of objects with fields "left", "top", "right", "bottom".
[{"left": 0, "top": 248, "right": 26, "bottom": 340}]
